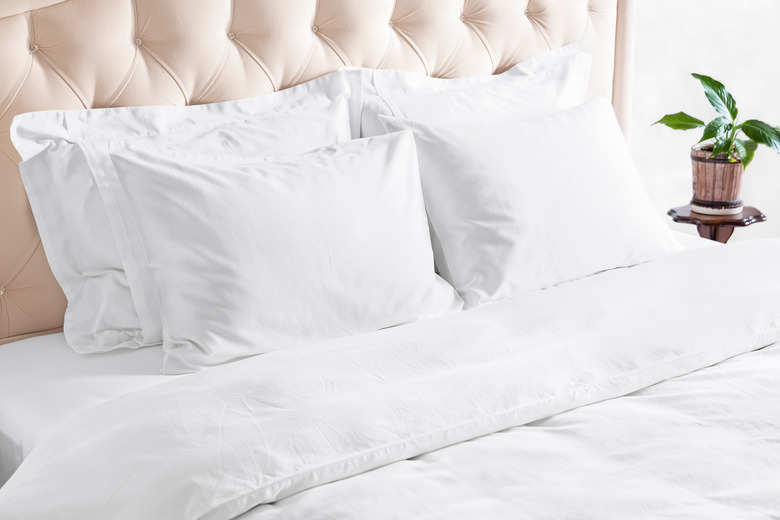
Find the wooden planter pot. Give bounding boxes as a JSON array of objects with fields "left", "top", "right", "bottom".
[{"left": 690, "top": 144, "right": 744, "bottom": 215}]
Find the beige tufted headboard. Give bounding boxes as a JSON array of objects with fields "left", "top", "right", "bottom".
[{"left": 0, "top": 0, "right": 635, "bottom": 345}]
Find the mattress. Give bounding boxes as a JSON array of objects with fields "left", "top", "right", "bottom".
[{"left": 0, "top": 333, "right": 175, "bottom": 487}]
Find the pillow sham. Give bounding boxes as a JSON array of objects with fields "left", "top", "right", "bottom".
[
  {"left": 359, "top": 40, "right": 591, "bottom": 136},
  {"left": 381, "top": 98, "right": 683, "bottom": 308},
  {"left": 85, "top": 131, "right": 462, "bottom": 374},
  {"left": 11, "top": 70, "right": 360, "bottom": 353},
  {"left": 362, "top": 42, "right": 590, "bottom": 277}
]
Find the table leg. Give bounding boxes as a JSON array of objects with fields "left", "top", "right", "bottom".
[{"left": 696, "top": 225, "right": 735, "bottom": 244}]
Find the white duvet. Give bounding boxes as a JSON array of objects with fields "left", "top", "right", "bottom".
[{"left": 1, "top": 240, "right": 779, "bottom": 519}]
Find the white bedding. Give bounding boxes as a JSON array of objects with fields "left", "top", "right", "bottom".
[
  {"left": 0, "top": 231, "right": 707, "bottom": 489},
  {"left": 1, "top": 239, "right": 778, "bottom": 519},
  {"left": 673, "top": 230, "right": 721, "bottom": 249},
  {"left": 0, "top": 334, "right": 172, "bottom": 487},
  {"left": 239, "top": 341, "right": 780, "bottom": 520}
]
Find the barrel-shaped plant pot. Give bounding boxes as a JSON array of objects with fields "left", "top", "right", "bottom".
[{"left": 690, "top": 144, "right": 744, "bottom": 215}]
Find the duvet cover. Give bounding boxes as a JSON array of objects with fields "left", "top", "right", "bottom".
[{"left": 1, "top": 240, "right": 779, "bottom": 519}]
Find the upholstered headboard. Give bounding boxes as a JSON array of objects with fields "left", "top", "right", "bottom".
[{"left": 0, "top": 0, "right": 635, "bottom": 344}]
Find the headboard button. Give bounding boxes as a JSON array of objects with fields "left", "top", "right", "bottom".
[
  {"left": 29, "top": 43, "right": 38, "bottom": 52},
  {"left": 388, "top": 20, "right": 394, "bottom": 28},
  {"left": 228, "top": 32, "right": 235, "bottom": 40},
  {"left": 0, "top": 287, "right": 6, "bottom": 296},
  {"left": 134, "top": 38, "right": 142, "bottom": 47},
  {"left": 459, "top": 15, "right": 465, "bottom": 22},
  {"left": 311, "top": 26, "right": 318, "bottom": 33}
]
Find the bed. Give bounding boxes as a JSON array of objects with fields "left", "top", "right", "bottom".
[{"left": 1, "top": 1, "right": 779, "bottom": 519}]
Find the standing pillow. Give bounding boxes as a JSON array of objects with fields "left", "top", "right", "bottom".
[
  {"left": 381, "top": 98, "right": 683, "bottom": 307},
  {"left": 358, "top": 41, "right": 591, "bottom": 136},
  {"left": 87, "top": 131, "right": 462, "bottom": 374},
  {"left": 362, "top": 43, "right": 591, "bottom": 276},
  {"left": 11, "top": 70, "right": 360, "bottom": 353},
  {"left": 378, "top": 58, "right": 587, "bottom": 125}
]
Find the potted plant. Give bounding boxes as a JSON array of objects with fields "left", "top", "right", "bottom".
[{"left": 654, "top": 73, "right": 780, "bottom": 215}]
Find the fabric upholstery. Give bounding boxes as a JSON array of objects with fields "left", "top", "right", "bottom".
[{"left": 0, "top": 0, "right": 634, "bottom": 344}]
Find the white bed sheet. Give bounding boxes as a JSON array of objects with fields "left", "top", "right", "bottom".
[
  {"left": 240, "top": 339, "right": 780, "bottom": 520},
  {"left": 0, "top": 229, "right": 715, "bottom": 490},
  {"left": 0, "top": 334, "right": 174, "bottom": 487},
  {"left": 673, "top": 230, "right": 720, "bottom": 249},
  {"left": 1, "top": 239, "right": 778, "bottom": 519}
]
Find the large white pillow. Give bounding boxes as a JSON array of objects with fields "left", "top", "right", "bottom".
[
  {"left": 358, "top": 40, "right": 591, "bottom": 136},
  {"left": 381, "top": 98, "right": 683, "bottom": 308},
  {"left": 362, "top": 42, "right": 590, "bottom": 276},
  {"left": 85, "top": 131, "right": 462, "bottom": 374},
  {"left": 11, "top": 70, "right": 360, "bottom": 353}
]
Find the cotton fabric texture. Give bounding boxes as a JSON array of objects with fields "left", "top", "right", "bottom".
[
  {"left": 86, "top": 131, "right": 462, "bottom": 373},
  {"left": 2, "top": 239, "right": 779, "bottom": 518},
  {"left": 11, "top": 71, "right": 360, "bottom": 352},
  {"left": 382, "top": 97, "right": 683, "bottom": 307},
  {"left": 358, "top": 40, "right": 591, "bottom": 136},
  {"left": 368, "top": 42, "right": 591, "bottom": 274}
]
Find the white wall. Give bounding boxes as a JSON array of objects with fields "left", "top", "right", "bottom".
[{"left": 630, "top": 0, "right": 780, "bottom": 241}]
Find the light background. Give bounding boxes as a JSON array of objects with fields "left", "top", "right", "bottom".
[{"left": 630, "top": 0, "right": 780, "bottom": 240}]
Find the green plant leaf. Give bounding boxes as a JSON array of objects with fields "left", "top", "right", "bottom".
[
  {"left": 710, "top": 136, "right": 734, "bottom": 159},
  {"left": 691, "top": 73, "right": 738, "bottom": 120},
  {"left": 741, "top": 119, "right": 780, "bottom": 153},
  {"left": 734, "top": 139, "right": 759, "bottom": 168},
  {"left": 698, "top": 116, "right": 729, "bottom": 143},
  {"left": 653, "top": 112, "right": 704, "bottom": 130}
]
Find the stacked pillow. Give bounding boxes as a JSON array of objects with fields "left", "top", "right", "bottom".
[
  {"left": 12, "top": 71, "right": 362, "bottom": 353},
  {"left": 12, "top": 41, "right": 678, "bottom": 373},
  {"left": 84, "top": 131, "right": 461, "bottom": 374},
  {"left": 358, "top": 40, "right": 591, "bottom": 136},
  {"left": 381, "top": 98, "right": 682, "bottom": 307}
]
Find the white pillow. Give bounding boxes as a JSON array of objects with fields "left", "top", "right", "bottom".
[
  {"left": 381, "top": 98, "right": 683, "bottom": 308},
  {"left": 361, "top": 42, "right": 590, "bottom": 276},
  {"left": 358, "top": 40, "right": 591, "bottom": 136},
  {"left": 11, "top": 70, "right": 361, "bottom": 353},
  {"left": 86, "top": 131, "right": 462, "bottom": 374}
]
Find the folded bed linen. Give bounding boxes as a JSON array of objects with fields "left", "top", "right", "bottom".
[
  {"left": 672, "top": 230, "right": 721, "bottom": 249},
  {"left": 0, "top": 334, "right": 173, "bottom": 487},
  {"left": 239, "top": 339, "right": 780, "bottom": 520},
  {"left": 0, "top": 230, "right": 705, "bottom": 490},
  {"left": 1, "top": 239, "right": 778, "bottom": 519}
]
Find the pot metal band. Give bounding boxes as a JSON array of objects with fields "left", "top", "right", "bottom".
[{"left": 691, "top": 197, "right": 742, "bottom": 208}]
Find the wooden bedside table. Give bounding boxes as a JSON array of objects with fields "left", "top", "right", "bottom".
[{"left": 668, "top": 204, "right": 766, "bottom": 244}]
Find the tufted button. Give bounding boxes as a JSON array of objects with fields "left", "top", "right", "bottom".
[
  {"left": 459, "top": 15, "right": 465, "bottom": 22},
  {"left": 227, "top": 32, "right": 235, "bottom": 40},
  {"left": 134, "top": 38, "right": 142, "bottom": 47},
  {"left": 0, "top": 286, "right": 5, "bottom": 296},
  {"left": 311, "top": 25, "right": 318, "bottom": 33},
  {"left": 388, "top": 20, "right": 394, "bottom": 28},
  {"left": 29, "top": 43, "right": 38, "bottom": 53},
  {"left": 586, "top": 5, "right": 592, "bottom": 11},
  {"left": 525, "top": 10, "right": 530, "bottom": 16}
]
